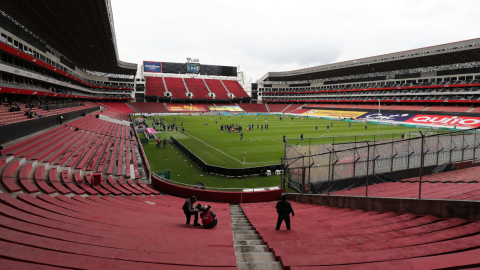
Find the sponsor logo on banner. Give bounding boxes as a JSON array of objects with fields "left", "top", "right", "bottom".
[
  {"left": 167, "top": 104, "right": 206, "bottom": 112},
  {"left": 405, "top": 114, "right": 480, "bottom": 128},
  {"left": 302, "top": 110, "right": 367, "bottom": 118},
  {"left": 143, "top": 61, "right": 162, "bottom": 73},
  {"left": 209, "top": 106, "right": 244, "bottom": 112},
  {"left": 359, "top": 112, "right": 415, "bottom": 122}
]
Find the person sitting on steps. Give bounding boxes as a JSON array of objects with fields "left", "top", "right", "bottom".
[{"left": 199, "top": 205, "right": 218, "bottom": 229}]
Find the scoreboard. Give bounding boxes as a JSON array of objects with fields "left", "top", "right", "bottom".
[{"left": 186, "top": 63, "right": 200, "bottom": 73}]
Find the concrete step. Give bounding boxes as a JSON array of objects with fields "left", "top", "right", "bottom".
[
  {"left": 234, "top": 234, "right": 261, "bottom": 240},
  {"left": 235, "top": 240, "right": 264, "bottom": 246},
  {"left": 235, "top": 253, "right": 276, "bottom": 262},
  {"left": 235, "top": 245, "right": 269, "bottom": 253},
  {"left": 232, "top": 222, "right": 251, "bottom": 226},
  {"left": 237, "top": 262, "right": 283, "bottom": 270},
  {"left": 234, "top": 230, "right": 256, "bottom": 235},
  {"left": 233, "top": 226, "right": 254, "bottom": 230}
]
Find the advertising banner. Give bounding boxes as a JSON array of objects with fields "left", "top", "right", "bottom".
[
  {"left": 405, "top": 114, "right": 480, "bottom": 128},
  {"left": 359, "top": 112, "right": 416, "bottom": 122},
  {"left": 167, "top": 104, "right": 206, "bottom": 112},
  {"left": 209, "top": 105, "right": 244, "bottom": 112},
  {"left": 302, "top": 109, "right": 367, "bottom": 118},
  {"left": 143, "top": 61, "right": 162, "bottom": 73}
]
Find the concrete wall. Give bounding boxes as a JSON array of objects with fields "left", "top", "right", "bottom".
[
  {"left": 287, "top": 193, "right": 480, "bottom": 220},
  {"left": 152, "top": 175, "right": 284, "bottom": 203}
]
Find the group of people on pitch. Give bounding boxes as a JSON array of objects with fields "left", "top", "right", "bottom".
[{"left": 182, "top": 194, "right": 294, "bottom": 230}]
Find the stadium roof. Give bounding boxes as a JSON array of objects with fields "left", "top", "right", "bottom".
[
  {"left": 0, "top": 0, "right": 137, "bottom": 75},
  {"left": 259, "top": 38, "right": 480, "bottom": 83}
]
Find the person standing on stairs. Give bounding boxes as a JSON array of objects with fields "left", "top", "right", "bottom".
[{"left": 275, "top": 194, "right": 294, "bottom": 230}]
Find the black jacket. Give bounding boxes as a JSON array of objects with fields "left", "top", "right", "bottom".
[
  {"left": 276, "top": 200, "right": 294, "bottom": 216},
  {"left": 182, "top": 198, "right": 196, "bottom": 214}
]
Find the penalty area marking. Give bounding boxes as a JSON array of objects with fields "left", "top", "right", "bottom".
[{"left": 183, "top": 132, "right": 278, "bottom": 165}]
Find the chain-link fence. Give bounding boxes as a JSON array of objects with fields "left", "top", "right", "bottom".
[{"left": 282, "top": 129, "right": 480, "bottom": 201}]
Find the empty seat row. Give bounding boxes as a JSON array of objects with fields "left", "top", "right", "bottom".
[
  {"left": 242, "top": 200, "right": 480, "bottom": 269},
  {"left": 0, "top": 193, "right": 236, "bottom": 268}
]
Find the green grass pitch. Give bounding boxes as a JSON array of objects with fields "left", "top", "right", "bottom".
[{"left": 136, "top": 114, "right": 432, "bottom": 168}]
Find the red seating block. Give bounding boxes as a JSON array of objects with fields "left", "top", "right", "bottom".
[
  {"left": 238, "top": 103, "right": 268, "bottom": 112},
  {"left": 129, "top": 102, "right": 168, "bottom": 113},
  {"left": 222, "top": 80, "right": 249, "bottom": 98},
  {"left": 204, "top": 79, "right": 231, "bottom": 99},
  {"left": 84, "top": 174, "right": 111, "bottom": 195},
  {"left": 126, "top": 180, "right": 150, "bottom": 194},
  {"left": 164, "top": 77, "right": 188, "bottom": 99},
  {"left": 117, "top": 178, "right": 141, "bottom": 195},
  {"left": 18, "top": 163, "right": 39, "bottom": 193},
  {"left": 72, "top": 172, "right": 98, "bottom": 195},
  {"left": 34, "top": 166, "right": 55, "bottom": 194},
  {"left": 60, "top": 170, "right": 85, "bottom": 195},
  {"left": 2, "top": 160, "right": 22, "bottom": 192},
  {"left": 145, "top": 77, "right": 167, "bottom": 97},
  {"left": 106, "top": 177, "right": 131, "bottom": 195},
  {"left": 184, "top": 78, "right": 212, "bottom": 99},
  {"left": 135, "top": 181, "right": 160, "bottom": 195},
  {"left": 48, "top": 168, "right": 71, "bottom": 195}
]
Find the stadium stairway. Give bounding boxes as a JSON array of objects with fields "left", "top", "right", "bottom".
[
  {"left": 241, "top": 201, "right": 480, "bottom": 269},
  {"left": 231, "top": 204, "right": 283, "bottom": 270}
]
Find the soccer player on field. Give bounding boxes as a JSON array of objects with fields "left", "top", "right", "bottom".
[{"left": 327, "top": 125, "right": 329, "bottom": 132}]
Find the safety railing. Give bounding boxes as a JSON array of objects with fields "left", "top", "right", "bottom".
[{"left": 283, "top": 128, "right": 480, "bottom": 201}]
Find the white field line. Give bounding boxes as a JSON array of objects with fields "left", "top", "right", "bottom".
[{"left": 183, "top": 132, "right": 278, "bottom": 165}]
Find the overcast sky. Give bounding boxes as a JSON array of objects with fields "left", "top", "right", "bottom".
[{"left": 112, "top": 0, "right": 480, "bottom": 82}]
